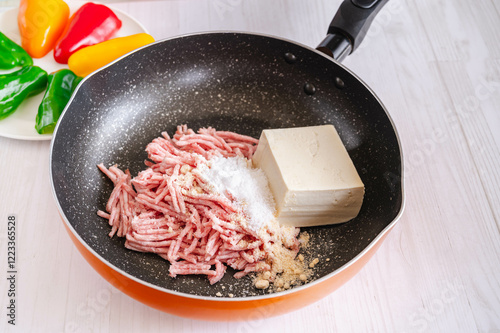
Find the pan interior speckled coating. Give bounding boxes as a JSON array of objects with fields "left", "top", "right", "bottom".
[{"left": 51, "top": 32, "right": 402, "bottom": 298}]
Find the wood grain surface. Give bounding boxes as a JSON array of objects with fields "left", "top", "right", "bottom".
[{"left": 1, "top": 0, "right": 499, "bottom": 332}]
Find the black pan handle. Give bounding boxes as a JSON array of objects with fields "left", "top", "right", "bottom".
[{"left": 317, "top": 0, "right": 389, "bottom": 62}]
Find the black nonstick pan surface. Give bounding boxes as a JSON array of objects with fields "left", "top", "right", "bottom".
[{"left": 50, "top": 3, "right": 403, "bottom": 299}]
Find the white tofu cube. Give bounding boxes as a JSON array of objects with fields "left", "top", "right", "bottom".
[{"left": 252, "top": 125, "right": 364, "bottom": 227}]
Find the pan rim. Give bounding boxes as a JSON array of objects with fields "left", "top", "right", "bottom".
[{"left": 49, "top": 30, "right": 406, "bottom": 301}]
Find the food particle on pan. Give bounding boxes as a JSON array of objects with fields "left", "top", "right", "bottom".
[
  {"left": 309, "top": 258, "right": 320, "bottom": 268},
  {"left": 299, "top": 232, "right": 310, "bottom": 248},
  {"left": 252, "top": 229, "right": 312, "bottom": 291},
  {"left": 262, "top": 271, "right": 271, "bottom": 280},
  {"left": 252, "top": 125, "right": 365, "bottom": 227},
  {"left": 255, "top": 279, "right": 270, "bottom": 290}
]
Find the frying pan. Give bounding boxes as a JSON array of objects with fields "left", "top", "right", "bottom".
[{"left": 50, "top": 0, "right": 404, "bottom": 320}]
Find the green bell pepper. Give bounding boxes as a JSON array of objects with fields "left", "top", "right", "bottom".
[
  {"left": 0, "top": 32, "right": 33, "bottom": 69},
  {"left": 0, "top": 65, "right": 47, "bottom": 120},
  {"left": 35, "top": 69, "right": 82, "bottom": 134}
]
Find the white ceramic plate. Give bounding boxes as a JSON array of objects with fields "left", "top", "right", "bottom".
[{"left": 0, "top": 0, "right": 148, "bottom": 140}]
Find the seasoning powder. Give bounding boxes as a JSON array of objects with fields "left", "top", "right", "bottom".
[{"left": 201, "top": 156, "right": 276, "bottom": 232}]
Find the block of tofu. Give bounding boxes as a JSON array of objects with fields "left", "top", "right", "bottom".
[{"left": 252, "top": 125, "right": 364, "bottom": 227}]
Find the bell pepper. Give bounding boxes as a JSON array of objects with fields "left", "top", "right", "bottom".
[
  {"left": 0, "top": 66, "right": 47, "bottom": 120},
  {"left": 35, "top": 69, "right": 82, "bottom": 134},
  {"left": 68, "top": 33, "right": 155, "bottom": 77},
  {"left": 17, "top": 0, "right": 69, "bottom": 58},
  {"left": 53, "top": 3, "right": 122, "bottom": 64},
  {"left": 0, "top": 32, "right": 33, "bottom": 69}
]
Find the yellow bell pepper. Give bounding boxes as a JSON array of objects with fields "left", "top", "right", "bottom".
[
  {"left": 68, "top": 33, "right": 155, "bottom": 77},
  {"left": 18, "top": 0, "right": 69, "bottom": 58}
]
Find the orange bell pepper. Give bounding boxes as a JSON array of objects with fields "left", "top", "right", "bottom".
[
  {"left": 68, "top": 33, "right": 155, "bottom": 77},
  {"left": 18, "top": 0, "right": 69, "bottom": 58}
]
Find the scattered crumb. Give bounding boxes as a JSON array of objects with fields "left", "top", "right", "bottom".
[
  {"left": 248, "top": 227, "right": 327, "bottom": 293},
  {"left": 228, "top": 293, "right": 234, "bottom": 298},
  {"left": 216, "top": 292, "right": 222, "bottom": 297},
  {"left": 309, "top": 258, "right": 319, "bottom": 268},
  {"left": 299, "top": 232, "right": 310, "bottom": 249},
  {"left": 252, "top": 221, "right": 312, "bottom": 292},
  {"left": 255, "top": 279, "right": 270, "bottom": 289}
]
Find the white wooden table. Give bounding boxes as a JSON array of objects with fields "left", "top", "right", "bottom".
[{"left": 1, "top": 0, "right": 500, "bottom": 332}]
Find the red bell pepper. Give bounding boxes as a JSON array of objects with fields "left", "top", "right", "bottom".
[{"left": 53, "top": 3, "right": 122, "bottom": 64}]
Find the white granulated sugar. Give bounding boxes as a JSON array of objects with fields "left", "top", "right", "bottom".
[{"left": 201, "top": 156, "right": 276, "bottom": 231}]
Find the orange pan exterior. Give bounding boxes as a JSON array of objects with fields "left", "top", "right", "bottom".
[{"left": 63, "top": 219, "right": 395, "bottom": 321}]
